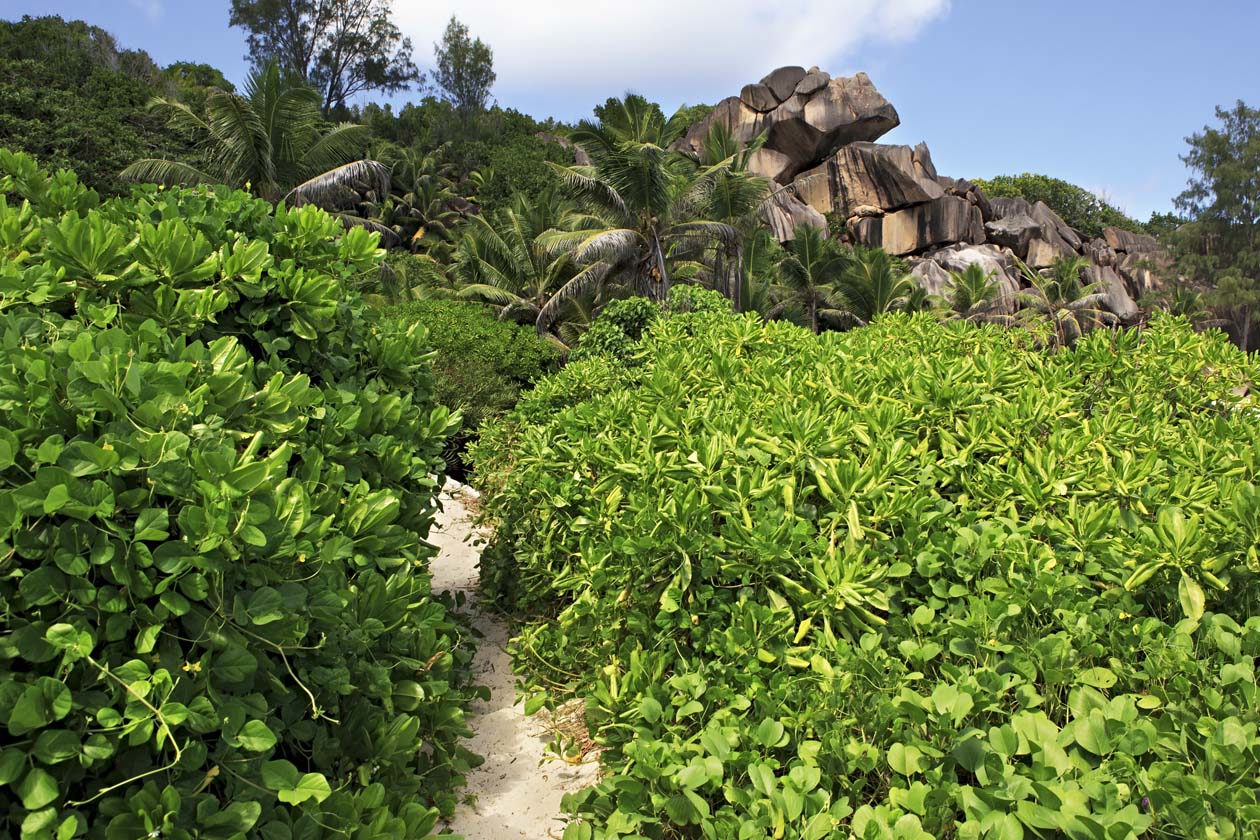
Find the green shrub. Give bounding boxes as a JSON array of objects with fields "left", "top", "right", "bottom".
[
  {"left": 0, "top": 150, "right": 475, "bottom": 838},
  {"left": 569, "top": 286, "right": 732, "bottom": 364},
  {"left": 377, "top": 298, "right": 559, "bottom": 441},
  {"left": 972, "top": 173, "right": 1147, "bottom": 239},
  {"left": 474, "top": 312, "right": 1260, "bottom": 838}
]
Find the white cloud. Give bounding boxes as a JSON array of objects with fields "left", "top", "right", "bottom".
[{"left": 396, "top": 1, "right": 950, "bottom": 115}]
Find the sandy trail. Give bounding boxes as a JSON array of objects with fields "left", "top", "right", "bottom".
[{"left": 430, "top": 481, "right": 599, "bottom": 839}]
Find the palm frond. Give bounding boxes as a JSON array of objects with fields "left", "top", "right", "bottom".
[
  {"left": 284, "top": 160, "right": 391, "bottom": 209},
  {"left": 204, "top": 89, "right": 272, "bottom": 191},
  {"left": 303, "top": 124, "right": 373, "bottom": 180},
  {"left": 120, "top": 158, "right": 219, "bottom": 187},
  {"left": 537, "top": 262, "right": 611, "bottom": 332},
  {"left": 457, "top": 283, "right": 526, "bottom": 307},
  {"left": 549, "top": 163, "right": 629, "bottom": 220},
  {"left": 148, "top": 97, "right": 211, "bottom": 136},
  {"left": 328, "top": 212, "right": 401, "bottom": 247}
]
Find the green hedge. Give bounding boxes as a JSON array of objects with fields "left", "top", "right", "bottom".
[
  {"left": 474, "top": 312, "right": 1260, "bottom": 839},
  {"left": 0, "top": 150, "right": 476, "bottom": 838}
]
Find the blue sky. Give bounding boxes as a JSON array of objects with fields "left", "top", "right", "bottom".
[{"left": 9, "top": 0, "right": 1259, "bottom": 219}]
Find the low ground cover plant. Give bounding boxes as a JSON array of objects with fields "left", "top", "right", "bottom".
[
  {"left": 474, "top": 309, "right": 1260, "bottom": 839},
  {"left": 0, "top": 150, "right": 475, "bottom": 838}
]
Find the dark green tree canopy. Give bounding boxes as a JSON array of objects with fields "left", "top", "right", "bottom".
[
  {"left": 972, "top": 172, "right": 1147, "bottom": 239},
  {"left": 431, "top": 16, "right": 496, "bottom": 116},
  {"left": 1171, "top": 100, "right": 1260, "bottom": 348},
  {"left": 229, "top": 0, "right": 419, "bottom": 112},
  {"left": 0, "top": 16, "right": 197, "bottom": 194}
]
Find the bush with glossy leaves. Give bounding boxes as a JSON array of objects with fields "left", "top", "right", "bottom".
[
  {"left": 475, "top": 311, "right": 1260, "bottom": 839},
  {"left": 0, "top": 150, "right": 476, "bottom": 839}
]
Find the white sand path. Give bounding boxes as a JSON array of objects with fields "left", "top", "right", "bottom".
[{"left": 430, "top": 481, "right": 599, "bottom": 839}]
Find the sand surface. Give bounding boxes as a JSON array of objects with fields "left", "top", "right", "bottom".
[{"left": 430, "top": 481, "right": 599, "bottom": 839}]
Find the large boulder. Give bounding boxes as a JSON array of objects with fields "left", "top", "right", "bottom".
[
  {"left": 909, "top": 258, "right": 952, "bottom": 297},
  {"left": 989, "top": 196, "right": 1035, "bottom": 220},
  {"left": 852, "top": 195, "right": 984, "bottom": 256},
  {"left": 740, "top": 83, "right": 779, "bottom": 113},
  {"left": 1086, "top": 264, "right": 1140, "bottom": 323},
  {"left": 747, "top": 148, "right": 795, "bottom": 183},
  {"left": 984, "top": 213, "right": 1042, "bottom": 259},
  {"left": 927, "top": 244, "right": 1020, "bottom": 313},
  {"left": 1104, "top": 226, "right": 1160, "bottom": 254},
  {"left": 761, "top": 190, "right": 828, "bottom": 242},
  {"left": 679, "top": 71, "right": 900, "bottom": 183},
  {"left": 796, "top": 142, "right": 943, "bottom": 217},
  {"left": 1031, "top": 201, "right": 1083, "bottom": 250},
  {"left": 1025, "top": 235, "right": 1076, "bottom": 269},
  {"left": 1117, "top": 251, "right": 1166, "bottom": 298},
  {"left": 760, "top": 66, "right": 807, "bottom": 101},
  {"left": 795, "top": 70, "right": 831, "bottom": 96}
]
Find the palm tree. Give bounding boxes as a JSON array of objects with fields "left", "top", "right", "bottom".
[
  {"left": 539, "top": 94, "right": 741, "bottom": 310},
  {"left": 767, "top": 226, "right": 852, "bottom": 333},
  {"left": 122, "top": 63, "right": 388, "bottom": 215},
  {"left": 736, "top": 228, "right": 782, "bottom": 316},
  {"left": 941, "top": 263, "right": 1010, "bottom": 323},
  {"left": 1015, "top": 255, "right": 1118, "bottom": 346},
  {"left": 834, "top": 247, "right": 918, "bottom": 326},
  {"left": 679, "top": 122, "right": 773, "bottom": 307},
  {"left": 453, "top": 189, "right": 597, "bottom": 340}
]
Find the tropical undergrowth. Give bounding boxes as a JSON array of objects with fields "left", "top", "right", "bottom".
[
  {"left": 375, "top": 298, "right": 560, "bottom": 479},
  {"left": 473, "top": 309, "right": 1260, "bottom": 839},
  {"left": 0, "top": 150, "right": 477, "bottom": 839}
]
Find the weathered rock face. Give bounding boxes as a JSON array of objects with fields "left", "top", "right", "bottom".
[
  {"left": 853, "top": 196, "right": 984, "bottom": 256},
  {"left": 797, "top": 142, "right": 943, "bottom": 218},
  {"left": 984, "top": 213, "right": 1042, "bottom": 259},
  {"left": 1087, "top": 265, "right": 1140, "bottom": 323},
  {"left": 1104, "top": 226, "right": 1160, "bottom": 254},
  {"left": 926, "top": 244, "right": 1021, "bottom": 314},
  {"left": 761, "top": 66, "right": 807, "bottom": 101},
  {"left": 679, "top": 70, "right": 900, "bottom": 183},
  {"left": 909, "top": 258, "right": 951, "bottom": 297},
  {"left": 678, "top": 64, "right": 1169, "bottom": 324},
  {"left": 740, "top": 83, "right": 779, "bottom": 113},
  {"left": 760, "top": 190, "right": 828, "bottom": 242}
]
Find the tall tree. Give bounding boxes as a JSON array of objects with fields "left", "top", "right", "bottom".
[
  {"left": 431, "top": 16, "right": 496, "bottom": 117},
  {"left": 1172, "top": 101, "right": 1260, "bottom": 349},
  {"left": 228, "top": 0, "right": 419, "bottom": 113}
]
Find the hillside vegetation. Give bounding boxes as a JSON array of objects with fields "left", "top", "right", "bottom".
[{"left": 475, "top": 309, "right": 1260, "bottom": 839}]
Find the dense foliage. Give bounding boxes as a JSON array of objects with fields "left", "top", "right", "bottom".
[
  {"left": 474, "top": 311, "right": 1260, "bottom": 839},
  {"left": 1169, "top": 101, "right": 1260, "bottom": 350},
  {"left": 0, "top": 151, "right": 476, "bottom": 838},
  {"left": 0, "top": 16, "right": 200, "bottom": 196},
  {"left": 376, "top": 298, "right": 559, "bottom": 473},
  {"left": 972, "top": 173, "right": 1147, "bottom": 240}
]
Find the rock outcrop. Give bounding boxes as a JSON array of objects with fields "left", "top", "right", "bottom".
[
  {"left": 682, "top": 64, "right": 1167, "bottom": 324},
  {"left": 678, "top": 71, "right": 900, "bottom": 183}
]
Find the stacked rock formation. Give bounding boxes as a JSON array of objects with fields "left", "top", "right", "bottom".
[{"left": 681, "top": 66, "right": 1165, "bottom": 322}]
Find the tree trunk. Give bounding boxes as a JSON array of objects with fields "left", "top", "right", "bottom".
[{"left": 645, "top": 232, "right": 669, "bottom": 303}]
